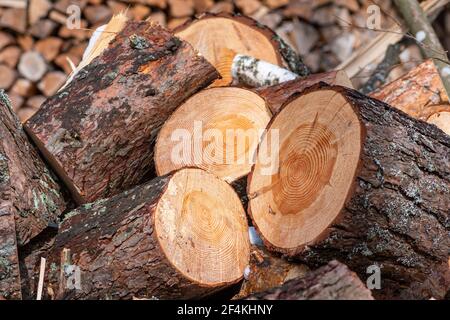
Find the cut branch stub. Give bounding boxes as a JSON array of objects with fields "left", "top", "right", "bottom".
[
  {"left": 35, "top": 168, "right": 249, "bottom": 300},
  {"left": 25, "top": 21, "right": 219, "bottom": 204},
  {"left": 248, "top": 84, "right": 450, "bottom": 299},
  {"left": 175, "top": 13, "right": 308, "bottom": 87},
  {"left": 155, "top": 87, "right": 271, "bottom": 183},
  {"left": 0, "top": 92, "right": 66, "bottom": 246}
]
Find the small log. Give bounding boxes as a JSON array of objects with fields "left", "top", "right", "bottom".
[
  {"left": 24, "top": 168, "right": 250, "bottom": 300},
  {"left": 0, "top": 149, "right": 21, "bottom": 300},
  {"left": 25, "top": 21, "right": 219, "bottom": 204},
  {"left": 370, "top": 59, "right": 450, "bottom": 135},
  {"left": 18, "top": 51, "right": 48, "bottom": 82},
  {"left": 0, "top": 91, "right": 66, "bottom": 247},
  {"left": 247, "top": 84, "right": 450, "bottom": 299},
  {"left": 234, "top": 245, "right": 309, "bottom": 299},
  {"left": 245, "top": 260, "right": 374, "bottom": 300},
  {"left": 175, "top": 13, "right": 309, "bottom": 87},
  {"left": 256, "top": 70, "right": 353, "bottom": 114},
  {"left": 28, "top": 0, "right": 53, "bottom": 25},
  {"left": 155, "top": 87, "right": 271, "bottom": 183}
]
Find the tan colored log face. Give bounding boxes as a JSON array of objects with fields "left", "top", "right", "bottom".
[
  {"left": 155, "top": 87, "right": 271, "bottom": 183},
  {"left": 155, "top": 168, "right": 250, "bottom": 286},
  {"left": 175, "top": 15, "right": 282, "bottom": 87},
  {"left": 248, "top": 90, "right": 362, "bottom": 250}
]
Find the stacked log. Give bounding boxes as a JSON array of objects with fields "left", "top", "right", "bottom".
[
  {"left": 247, "top": 84, "right": 450, "bottom": 300},
  {"left": 24, "top": 20, "right": 219, "bottom": 204}
]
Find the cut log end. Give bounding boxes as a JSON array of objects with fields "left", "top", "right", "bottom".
[
  {"left": 155, "top": 87, "right": 271, "bottom": 183},
  {"left": 155, "top": 168, "right": 250, "bottom": 286},
  {"left": 248, "top": 89, "right": 362, "bottom": 251},
  {"left": 175, "top": 14, "right": 284, "bottom": 87}
]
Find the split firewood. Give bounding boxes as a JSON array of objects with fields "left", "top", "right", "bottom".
[
  {"left": 175, "top": 13, "right": 309, "bottom": 87},
  {"left": 245, "top": 260, "right": 374, "bottom": 300},
  {"left": 34, "top": 38, "right": 64, "bottom": 62},
  {"left": 370, "top": 59, "right": 450, "bottom": 135},
  {"left": 256, "top": 70, "right": 353, "bottom": 114},
  {"left": 24, "top": 168, "right": 250, "bottom": 300},
  {"left": 247, "top": 83, "right": 450, "bottom": 299},
  {"left": 0, "top": 8, "right": 27, "bottom": 33},
  {"left": 37, "top": 71, "right": 67, "bottom": 97},
  {"left": 0, "top": 46, "right": 22, "bottom": 68},
  {"left": 234, "top": 244, "right": 310, "bottom": 299},
  {"left": 25, "top": 19, "right": 219, "bottom": 204},
  {"left": 155, "top": 87, "right": 271, "bottom": 183},
  {"left": 11, "top": 78, "right": 36, "bottom": 98},
  {"left": 0, "top": 64, "right": 17, "bottom": 90},
  {"left": 0, "top": 91, "right": 66, "bottom": 246},
  {"left": 28, "top": 0, "right": 53, "bottom": 25}
]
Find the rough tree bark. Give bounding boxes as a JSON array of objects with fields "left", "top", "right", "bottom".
[
  {"left": 25, "top": 21, "right": 219, "bottom": 204},
  {"left": 0, "top": 91, "right": 66, "bottom": 246},
  {"left": 256, "top": 70, "right": 353, "bottom": 114},
  {"left": 245, "top": 260, "right": 374, "bottom": 300},
  {"left": 22, "top": 168, "right": 250, "bottom": 300},
  {"left": 248, "top": 84, "right": 450, "bottom": 299}
]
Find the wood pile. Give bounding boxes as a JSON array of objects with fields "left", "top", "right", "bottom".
[
  {"left": 2, "top": 0, "right": 445, "bottom": 123},
  {"left": 0, "top": 2, "right": 449, "bottom": 301}
]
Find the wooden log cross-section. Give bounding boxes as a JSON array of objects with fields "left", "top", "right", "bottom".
[
  {"left": 24, "top": 20, "right": 219, "bottom": 204},
  {"left": 247, "top": 84, "right": 450, "bottom": 299},
  {"left": 175, "top": 13, "right": 309, "bottom": 87},
  {"left": 245, "top": 260, "right": 374, "bottom": 300},
  {"left": 24, "top": 168, "right": 250, "bottom": 300},
  {"left": 155, "top": 87, "right": 272, "bottom": 183}
]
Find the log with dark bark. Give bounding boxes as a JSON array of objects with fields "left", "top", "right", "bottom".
[
  {"left": 0, "top": 91, "right": 66, "bottom": 246},
  {"left": 245, "top": 260, "right": 374, "bottom": 300},
  {"left": 247, "top": 84, "right": 450, "bottom": 299},
  {"left": 234, "top": 245, "right": 309, "bottom": 299},
  {"left": 23, "top": 168, "right": 250, "bottom": 300},
  {"left": 25, "top": 21, "right": 219, "bottom": 205},
  {"left": 155, "top": 87, "right": 271, "bottom": 183},
  {"left": 255, "top": 70, "right": 353, "bottom": 114},
  {"left": 175, "top": 13, "right": 309, "bottom": 87}
]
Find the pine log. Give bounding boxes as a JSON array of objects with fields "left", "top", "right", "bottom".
[
  {"left": 0, "top": 91, "right": 66, "bottom": 246},
  {"left": 23, "top": 168, "right": 250, "bottom": 300},
  {"left": 245, "top": 260, "right": 374, "bottom": 300},
  {"left": 256, "top": 70, "right": 353, "bottom": 114},
  {"left": 370, "top": 59, "right": 450, "bottom": 135},
  {"left": 155, "top": 87, "right": 271, "bottom": 183},
  {"left": 247, "top": 84, "right": 450, "bottom": 299},
  {"left": 234, "top": 245, "right": 309, "bottom": 299},
  {"left": 174, "top": 13, "right": 309, "bottom": 87},
  {"left": 25, "top": 21, "right": 219, "bottom": 204}
]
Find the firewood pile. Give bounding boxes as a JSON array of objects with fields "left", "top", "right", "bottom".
[{"left": 0, "top": 0, "right": 449, "bottom": 301}]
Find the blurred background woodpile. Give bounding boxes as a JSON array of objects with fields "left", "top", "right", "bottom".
[{"left": 0, "top": 0, "right": 449, "bottom": 122}]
